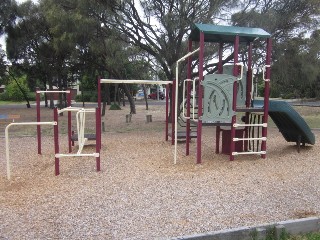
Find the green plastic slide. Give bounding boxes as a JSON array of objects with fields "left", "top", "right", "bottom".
[{"left": 253, "top": 100, "right": 315, "bottom": 145}]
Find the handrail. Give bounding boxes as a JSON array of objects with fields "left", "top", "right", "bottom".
[
  {"left": 236, "top": 62, "right": 244, "bottom": 80},
  {"left": 5, "top": 122, "right": 57, "bottom": 180},
  {"left": 182, "top": 79, "right": 192, "bottom": 120},
  {"left": 263, "top": 65, "right": 271, "bottom": 82}
]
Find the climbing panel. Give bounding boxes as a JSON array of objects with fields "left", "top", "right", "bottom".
[
  {"left": 202, "top": 74, "right": 236, "bottom": 123},
  {"left": 222, "top": 64, "right": 247, "bottom": 107}
]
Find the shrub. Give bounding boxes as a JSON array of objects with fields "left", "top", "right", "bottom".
[
  {"left": 0, "top": 91, "right": 10, "bottom": 101},
  {"left": 75, "top": 91, "right": 97, "bottom": 102},
  {"left": 109, "top": 103, "right": 121, "bottom": 110},
  {"left": 6, "top": 77, "right": 31, "bottom": 101}
]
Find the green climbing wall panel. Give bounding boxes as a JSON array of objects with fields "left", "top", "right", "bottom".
[
  {"left": 202, "top": 74, "right": 236, "bottom": 123},
  {"left": 222, "top": 65, "right": 247, "bottom": 107}
]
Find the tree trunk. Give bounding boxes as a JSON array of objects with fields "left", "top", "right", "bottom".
[
  {"left": 49, "top": 83, "right": 54, "bottom": 109},
  {"left": 106, "top": 84, "right": 111, "bottom": 105},
  {"left": 142, "top": 85, "right": 148, "bottom": 110},
  {"left": 102, "top": 84, "right": 107, "bottom": 116},
  {"left": 123, "top": 84, "right": 136, "bottom": 114},
  {"left": 114, "top": 83, "right": 118, "bottom": 105}
]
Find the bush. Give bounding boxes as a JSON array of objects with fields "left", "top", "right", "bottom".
[
  {"left": 75, "top": 92, "right": 97, "bottom": 102},
  {"left": 0, "top": 91, "right": 10, "bottom": 101},
  {"left": 6, "top": 77, "right": 31, "bottom": 101},
  {"left": 109, "top": 103, "right": 121, "bottom": 110},
  {"left": 27, "top": 92, "right": 36, "bottom": 101}
]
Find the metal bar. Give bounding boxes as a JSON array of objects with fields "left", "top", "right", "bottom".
[
  {"left": 98, "top": 77, "right": 101, "bottom": 111},
  {"left": 36, "top": 90, "right": 70, "bottom": 93},
  {"left": 186, "top": 40, "right": 192, "bottom": 156},
  {"left": 261, "top": 38, "right": 272, "bottom": 158},
  {"left": 58, "top": 107, "right": 95, "bottom": 114},
  {"left": 67, "top": 89, "right": 72, "bottom": 153},
  {"left": 100, "top": 79, "right": 173, "bottom": 85},
  {"left": 5, "top": 121, "right": 57, "bottom": 180},
  {"left": 232, "top": 151, "right": 266, "bottom": 156},
  {"left": 233, "top": 123, "right": 267, "bottom": 128},
  {"left": 216, "top": 126, "right": 221, "bottom": 153},
  {"left": 172, "top": 79, "right": 176, "bottom": 146},
  {"left": 165, "top": 84, "right": 169, "bottom": 141},
  {"left": 36, "top": 87, "right": 41, "bottom": 155},
  {"left": 177, "top": 47, "right": 200, "bottom": 63},
  {"left": 230, "top": 35, "right": 240, "bottom": 161},
  {"left": 218, "top": 43, "right": 223, "bottom": 73},
  {"left": 96, "top": 107, "right": 101, "bottom": 171},
  {"left": 55, "top": 153, "right": 99, "bottom": 158},
  {"left": 54, "top": 108, "right": 60, "bottom": 176},
  {"left": 196, "top": 32, "right": 205, "bottom": 164},
  {"left": 233, "top": 137, "right": 267, "bottom": 141}
]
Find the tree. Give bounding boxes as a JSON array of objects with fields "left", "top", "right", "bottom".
[{"left": 99, "top": 0, "right": 234, "bottom": 81}]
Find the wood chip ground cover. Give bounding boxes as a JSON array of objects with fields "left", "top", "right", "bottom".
[{"left": 0, "top": 104, "right": 319, "bottom": 239}]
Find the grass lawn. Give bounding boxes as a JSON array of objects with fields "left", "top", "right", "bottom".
[{"left": 288, "top": 232, "right": 320, "bottom": 240}]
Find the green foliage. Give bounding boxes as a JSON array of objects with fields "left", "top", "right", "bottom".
[
  {"left": 109, "top": 104, "right": 121, "bottom": 110},
  {"left": 0, "top": 91, "right": 10, "bottom": 101},
  {"left": 5, "top": 76, "right": 31, "bottom": 101},
  {"left": 75, "top": 91, "right": 97, "bottom": 102}
]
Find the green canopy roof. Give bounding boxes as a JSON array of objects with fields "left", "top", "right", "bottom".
[{"left": 189, "top": 23, "right": 271, "bottom": 43}]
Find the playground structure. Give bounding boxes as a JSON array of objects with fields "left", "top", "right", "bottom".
[
  {"left": 168, "top": 23, "right": 272, "bottom": 163},
  {"left": 170, "top": 23, "right": 315, "bottom": 164},
  {"left": 53, "top": 106, "right": 101, "bottom": 176},
  {"left": 5, "top": 89, "right": 101, "bottom": 180},
  {"left": 4, "top": 24, "right": 316, "bottom": 179}
]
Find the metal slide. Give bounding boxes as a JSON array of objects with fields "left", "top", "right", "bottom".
[{"left": 253, "top": 100, "right": 315, "bottom": 146}]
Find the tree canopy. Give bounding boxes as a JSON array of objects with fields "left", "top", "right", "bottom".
[{"left": 0, "top": 0, "right": 319, "bottom": 103}]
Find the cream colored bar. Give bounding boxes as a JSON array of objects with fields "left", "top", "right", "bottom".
[
  {"left": 36, "top": 90, "right": 70, "bottom": 93},
  {"left": 233, "top": 137, "right": 267, "bottom": 141},
  {"left": 232, "top": 151, "right": 266, "bottom": 156},
  {"left": 233, "top": 123, "right": 267, "bottom": 128},
  {"left": 55, "top": 153, "right": 99, "bottom": 158},
  {"left": 5, "top": 122, "right": 57, "bottom": 180},
  {"left": 100, "top": 79, "right": 173, "bottom": 85},
  {"left": 57, "top": 107, "right": 96, "bottom": 114}
]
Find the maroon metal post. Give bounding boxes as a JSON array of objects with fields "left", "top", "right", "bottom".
[
  {"left": 215, "top": 127, "right": 220, "bottom": 153},
  {"left": 196, "top": 32, "right": 205, "bottom": 164},
  {"left": 216, "top": 42, "right": 224, "bottom": 153},
  {"left": 165, "top": 84, "right": 169, "bottom": 141},
  {"left": 98, "top": 77, "right": 102, "bottom": 111},
  {"left": 218, "top": 43, "right": 223, "bottom": 74},
  {"left": 186, "top": 39, "right": 192, "bottom": 155},
  {"left": 171, "top": 79, "right": 176, "bottom": 145},
  {"left": 230, "top": 35, "right": 240, "bottom": 161},
  {"left": 96, "top": 107, "right": 101, "bottom": 171},
  {"left": 71, "top": 130, "right": 75, "bottom": 146},
  {"left": 261, "top": 38, "right": 272, "bottom": 158},
  {"left": 36, "top": 87, "right": 41, "bottom": 154},
  {"left": 97, "top": 77, "right": 102, "bottom": 151},
  {"left": 67, "top": 89, "right": 72, "bottom": 153},
  {"left": 53, "top": 107, "right": 60, "bottom": 176}
]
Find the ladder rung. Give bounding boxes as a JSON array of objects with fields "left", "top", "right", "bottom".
[
  {"left": 233, "top": 137, "right": 267, "bottom": 141},
  {"left": 233, "top": 123, "right": 267, "bottom": 128},
  {"left": 232, "top": 151, "right": 266, "bottom": 156}
]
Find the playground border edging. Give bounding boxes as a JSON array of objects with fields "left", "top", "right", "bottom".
[{"left": 172, "top": 217, "right": 320, "bottom": 240}]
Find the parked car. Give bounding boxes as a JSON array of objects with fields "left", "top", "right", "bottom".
[{"left": 148, "top": 91, "right": 165, "bottom": 100}]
